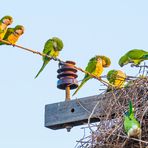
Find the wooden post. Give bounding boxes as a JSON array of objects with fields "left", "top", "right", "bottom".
[{"left": 65, "top": 86, "right": 70, "bottom": 101}]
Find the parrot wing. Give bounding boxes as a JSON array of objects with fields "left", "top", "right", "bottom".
[
  {"left": 124, "top": 100, "right": 141, "bottom": 137},
  {"left": 42, "top": 39, "right": 54, "bottom": 61},
  {"left": 0, "top": 28, "right": 13, "bottom": 45},
  {"left": 124, "top": 115, "right": 131, "bottom": 133},
  {"left": 127, "top": 49, "right": 147, "bottom": 59},
  {"left": 43, "top": 39, "right": 53, "bottom": 54},
  {"left": 72, "top": 57, "right": 97, "bottom": 96},
  {"left": 107, "top": 70, "right": 117, "bottom": 84},
  {"left": 3, "top": 28, "right": 13, "bottom": 40},
  {"left": 85, "top": 56, "right": 97, "bottom": 73}
]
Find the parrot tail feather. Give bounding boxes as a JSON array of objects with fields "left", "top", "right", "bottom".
[
  {"left": 0, "top": 42, "right": 5, "bottom": 45},
  {"left": 35, "top": 62, "right": 48, "bottom": 79},
  {"left": 129, "top": 100, "right": 133, "bottom": 115},
  {"left": 143, "top": 54, "right": 148, "bottom": 59},
  {"left": 72, "top": 76, "right": 90, "bottom": 96}
]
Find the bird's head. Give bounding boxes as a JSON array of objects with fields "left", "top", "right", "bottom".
[
  {"left": 97, "top": 55, "right": 111, "bottom": 68},
  {"left": 52, "top": 37, "right": 64, "bottom": 51},
  {"left": 124, "top": 111, "right": 130, "bottom": 117},
  {"left": 107, "top": 70, "right": 117, "bottom": 83},
  {"left": 1, "top": 15, "right": 13, "bottom": 26},
  {"left": 118, "top": 55, "right": 128, "bottom": 67},
  {"left": 14, "top": 25, "right": 24, "bottom": 35}
]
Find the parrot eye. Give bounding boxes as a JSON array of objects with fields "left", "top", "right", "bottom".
[{"left": 15, "top": 29, "right": 23, "bottom": 35}]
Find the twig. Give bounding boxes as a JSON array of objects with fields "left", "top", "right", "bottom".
[
  {"left": 117, "top": 134, "right": 148, "bottom": 144},
  {"left": 0, "top": 39, "right": 63, "bottom": 62},
  {"left": 88, "top": 99, "right": 101, "bottom": 133},
  {"left": 0, "top": 39, "right": 113, "bottom": 87},
  {"left": 131, "top": 63, "right": 148, "bottom": 68},
  {"left": 139, "top": 103, "right": 148, "bottom": 148}
]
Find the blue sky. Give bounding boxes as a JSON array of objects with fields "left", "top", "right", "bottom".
[{"left": 0, "top": 0, "right": 148, "bottom": 147}]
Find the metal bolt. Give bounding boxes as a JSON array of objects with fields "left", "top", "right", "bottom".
[{"left": 65, "top": 125, "right": 73, "bottom": 132}]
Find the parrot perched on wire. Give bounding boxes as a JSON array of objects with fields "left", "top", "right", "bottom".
[
  {"left": 124, "top": 100, "right": 141, "bottom": 138},
  {"left": 119, "top": 49, "right": 148, "bottom": 67},
  {"left": 35, "top": 37, "right": 64, "bottom": 78},
  {"left": 0, "top": 15, "right": 13, "bottom": 39},
  {"left": 0, "top": 25, "right": 24, "bottom": 45},
  {"left": 107, "top": 69, "right": 126, "bottom": 88},
  {"left": 72, "top": 55, "right": 111, "bottom": 96}
]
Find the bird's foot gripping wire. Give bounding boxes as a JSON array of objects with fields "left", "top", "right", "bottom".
[
  {"left": 58, "top": 61, "right": 65, "bottom": 68},
  {"left": 131, "top": 64, "right": 139, "bottom": 67},
  {"left": 131, "top": 63, "right": 148, "bottom": 69},
  {"left": 12, "top": 43, "right": 15, "bottom": 47}
]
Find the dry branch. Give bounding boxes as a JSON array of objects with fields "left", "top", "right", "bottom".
[{"left": 76, "top": 77, "right": 148, "bottom": 148}]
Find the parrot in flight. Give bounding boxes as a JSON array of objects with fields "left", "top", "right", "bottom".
[
  {"left": 124, "top": 100, "right": 141, "bottom": 138},
  {"left": 73, "top": 55, "right": 111, "bottom": 96},
  {"left": 0, "top": 25, "right": 24, "bottom": 45},
  {"left": 35, "top": 37, "right": 64, "bottom": 78},
  {"left": 119, "top": 49, "right": 148, "bottom": 67},
  {"left": 0, "top": 15, "right": 13, "bottom": 39},
  {"left": 107, "top": 69, "right": 126, "bottom": 88}
]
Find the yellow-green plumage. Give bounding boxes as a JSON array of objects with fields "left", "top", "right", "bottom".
[
  {"left": 35, "top": 37, "right": 64, "bottom": 78},
  {"left": 119, "top": 49, "right": 148, "bottom": 67},
  {"left": 0, "top": 25, "right": 24, "bottom": 45},
  {"left": 0, "top": 15, "right": 13, "bottom": 39},
  {"left": 73, "top": 55, "right": 111, "bottom": 96},
  {"left": 107, "top": 70, "right": 126, "bottom": 88},
  {"left": 124, "top": 100, "right": 141, "bottom": 138}
]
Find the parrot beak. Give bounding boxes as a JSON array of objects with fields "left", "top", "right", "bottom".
[
  {"left": 120, "top": 63, "right": 123, "bottom": 67},
  {"left": 15, "top": 28, "right": 24, "bottom": 35},
  {"left": 102, "top": 59, "right": 106, "bottom": 67},
  {"left": 53, "top": 42, "right": 58, "bottom": 50},
  {"left": 3, "top": 18, "right": 12, "bottom": 25}
]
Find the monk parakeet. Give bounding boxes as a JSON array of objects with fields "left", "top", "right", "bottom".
[
  {"left": 124, "top": 100, "right": 141, "bottom": 138},
  {"left": 0, "top": 15, "right": 13, "bottom": 39},
  {"left": 73, "top": 55, "right": 111, "bottom": 96},
  {"left": 119, "top": 49, "right": 148, "bottom": 67},
  {"left": 0, "top": 25, "right": 24, "bottom": 45},
  {"left": 35, "top": 37, "right": 64, "bottom": 78},
  {"left": 107, "top": 70, "right": 126, "bottom": 88}
]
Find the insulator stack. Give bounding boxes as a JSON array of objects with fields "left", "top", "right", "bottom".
[{"left": 57, "top": 61, "right": 78, "bottom": 101}]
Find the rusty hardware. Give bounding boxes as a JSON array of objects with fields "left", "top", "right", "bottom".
[{"left": 57, "top": 61, "right": 78, "bottom": 101}]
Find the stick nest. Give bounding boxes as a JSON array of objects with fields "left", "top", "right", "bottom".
[{"left": 76, "top": 77, "right": 148, "bottom": 148}]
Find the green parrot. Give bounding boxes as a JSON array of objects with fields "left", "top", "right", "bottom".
[
  {"left": 0, "top": 25, "right": 24, "bottom": 45},
  {"left": 73, "top": 55, "right": 111, "bottom": 96},
  {"left": 119, "top": 49, "right": 148, "bottom": 67},
  {"left": 0, "top": 15, "right": 13, "bottom": 39},
  {"left": 124, "top": 100, "right": 141, "bottom": 138},
  {"left": 35, "top": 37, "right": 64, "bottom": 78},
  {"left": 107, "top": 69, "right": 126, "bottom": 88}
]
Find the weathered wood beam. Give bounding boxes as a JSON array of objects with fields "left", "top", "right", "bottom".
[
  {"left": 45, "top": 92, "right": 119, "bottom": 130},
  {"left": 45, "top": 77, "right": 148, "bottom": 130}
]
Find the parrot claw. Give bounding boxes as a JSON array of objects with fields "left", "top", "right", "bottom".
[
  {"left": 131, "top": 64, "right": 139, "bottom": 67},
  {"left": 58, "top": 61, "right": 65, "bottom": 68}
]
